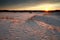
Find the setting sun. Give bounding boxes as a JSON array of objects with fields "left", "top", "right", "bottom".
[{"left": 39, "top": 4, "right": 56, "bottom": 11}]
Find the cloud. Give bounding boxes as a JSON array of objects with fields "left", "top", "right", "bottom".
[
  {"left": 0, "top": 0, "right": 43, "bottom": 7},
  {"left": 1, "top": 0, "right": 60, "bottom": 7},
  {"left": 0, "top": 0, "right": 60, "bottom": 10}
]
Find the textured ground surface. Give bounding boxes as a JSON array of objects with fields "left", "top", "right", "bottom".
[{"left": 0, "top": 12, "right": 60, "bottom": 40}]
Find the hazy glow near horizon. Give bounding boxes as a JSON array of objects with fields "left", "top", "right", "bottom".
[
  {"left": 0, "top": 0, "right": 60, "bottom": 10},
  {"left": 11, "top": 4, "right": 58, "bottom": 11},
  {"left": 0, "top": 3, "right": 60, "bottom": 10}
]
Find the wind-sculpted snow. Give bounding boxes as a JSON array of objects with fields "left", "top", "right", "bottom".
[{"left": 0, "top": 12, "right": 60, "bottom": 40}]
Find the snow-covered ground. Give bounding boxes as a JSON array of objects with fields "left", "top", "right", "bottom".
[{"left": 0, "top": 12, "right": 60, "bottom": 40}]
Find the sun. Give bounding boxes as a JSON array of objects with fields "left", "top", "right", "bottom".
[
  {"left": 39, "top": 4, "right": 56, "bottom": 11},
  {"left": 43, "top": 7, "right": 53, "bottom": 11}
]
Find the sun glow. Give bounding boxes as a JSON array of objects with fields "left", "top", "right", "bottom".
[
  {"left": 39, "top": 4, "right": 56, "bottom": 11},
  {"left": 10, "top": 4, "right": 57, "bottom": 11}
]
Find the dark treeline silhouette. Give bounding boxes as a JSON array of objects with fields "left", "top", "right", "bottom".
[{"left": 0, "top": 10, "right": 60, "bottom": 12}]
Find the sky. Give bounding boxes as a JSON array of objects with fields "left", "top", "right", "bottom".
[{"left": 0, "top": 0, "right": 60, "bottom": 10}]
